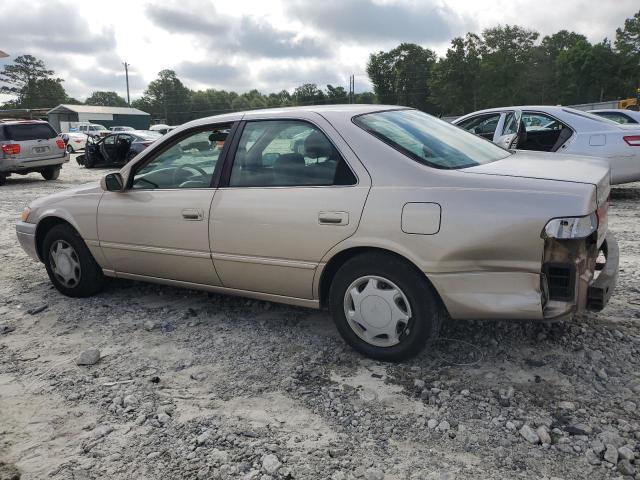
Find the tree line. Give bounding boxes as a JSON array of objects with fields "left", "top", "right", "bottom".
[{"left": 1, "top": 10, "right": 638, "bottom": 122}]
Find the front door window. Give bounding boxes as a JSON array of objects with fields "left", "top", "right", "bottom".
[{"left": 132, "top": 126, "right": 231, "bottom": 189}]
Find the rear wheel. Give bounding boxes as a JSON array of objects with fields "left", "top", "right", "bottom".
[
  {"left": 0, "top": 173, "right": 6, "bottom": 186},
  {"left": 66, "top": 144, "right": 74, "bottom": 153},
  {"left": 42, "top": 224, "right": 105, "bottom": 297},
  {"left": 41, "top": 166, "right": 61, "bottom": 180},
  {"left": 329, "top": 252, "right": 443, "bottom": 361}
]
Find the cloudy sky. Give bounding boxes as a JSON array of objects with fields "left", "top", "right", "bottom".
[{"left": 0, "top": 0, "right": 638, "bottom": 103}]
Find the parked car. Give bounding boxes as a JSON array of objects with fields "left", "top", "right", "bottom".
[
  {"left": 453, "top": 106, "right": 640, "bottom": 184},
  {"left": 16, "top": 105, "right": 617, "bottom": 360},
  {"left": 77, "top": 130, "right": 161, "bottom": 168},
  {"left": 71, "top": 123, "right": 110, "bottom": 138},
  {"left": 110, "top": 126, "right": 135, "bottom": 132},
  {"left": 150, "top": 124, "right": 176, "bottom": 135},
  {"left": 0, "top": 119, "right": 69, "bottom": 185},
  {"left": 63, "top": 132, "right": 89, "bottom": 153},
  {"left": 589, "top": 109, "right": 640, "bottom": 125}
]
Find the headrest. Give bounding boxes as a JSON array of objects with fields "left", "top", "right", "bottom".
[
  {"left": 274, "top": 153, "right": 305, "bottom": 168},
  {"left": 304, "top": 131, "right": 334, "bottom": 158},
  {"left": 209, "top": 131, "right": 227, "bottom": 142}
]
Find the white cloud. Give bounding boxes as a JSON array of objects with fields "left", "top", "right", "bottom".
[{"left": 0, "top": 0, "right": 638, "bottom": 102}]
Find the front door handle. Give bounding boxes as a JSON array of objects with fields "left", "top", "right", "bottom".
[
  {"left": 318, "top": 211, "right": 349, "bottom": 226},
  {"left": 182, "top": 208, "right": 203, "bottom": 221}
]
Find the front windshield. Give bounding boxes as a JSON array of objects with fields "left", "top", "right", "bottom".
[{"left": 353, "top": 109, "right": 510, "bottom": 169}]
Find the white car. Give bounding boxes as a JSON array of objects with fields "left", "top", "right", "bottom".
[
  {"left": 63, "top": 132, "right": 88, "bottom": 153},
  {"left": 589, "top": 109, "right": 640, "bottom": 125},
  {"left": 453, "top": 106, "right": 640, "bottom": 184}
]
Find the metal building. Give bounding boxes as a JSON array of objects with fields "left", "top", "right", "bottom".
[{"left": 47, "top": 104, "right": 151, "bottom": 132}]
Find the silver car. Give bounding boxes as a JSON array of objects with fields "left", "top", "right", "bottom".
[
  {"left": 16, "top": 105, "right": 618, "bottom": 360},
  {"left": 0, "top": 119, "right": 69, "bottom": 185}
]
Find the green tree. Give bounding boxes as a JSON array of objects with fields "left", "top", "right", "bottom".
[
  {"left": 479, "top": 25, "right": 539, "bottom": 106},
  {"left": 0, "top": 54, "right": 53, "bottom": 96},
  {"left": 138, "top": 69, "right": 191, "bottom": 124},
  {"left": 431, "top": 34, "right": 482, "bottom": 115},
  {"left": 367, "top": 43, "right": 437, "bottom": 112},
  {"left": 0, "top": 54, "right": 70, "bottom": 108},
  {"left": 293, "top": 83, "right": 325, "bottom": 105},
  {"left": 615, "top": 10, "right": 640, "bottom": 95},
  {"left": 325, "top": 84, "right": 348, "bottom": 104},
  {"left": 355, "top": 91, "right": 377, "bottom": 104},
  {"left": 27, "top": 78, "right": 69, "bottom": 107},
  {"left": 85, "top": 91, "right": 128, "bottom": 107}
]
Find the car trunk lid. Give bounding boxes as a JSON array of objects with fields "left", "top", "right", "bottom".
[
  {"left": 463, "top": 150, "right": 609, "bottom": 195},
  {"left": 463, "top": 150, "right": 610, "bottom": 244}
]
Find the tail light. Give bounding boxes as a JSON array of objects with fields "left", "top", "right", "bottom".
[
  {"left": 1, "top": 143, "right": 21, "bottom": 154},
  {"left": 56, "top": 139, "right": 65, "bottom": 149},
  {"left": 623, "top": 135, "right": 640, "bottom": 146},
  {"left": 596, "top": 196, "right": 609, "bottom": 225}
]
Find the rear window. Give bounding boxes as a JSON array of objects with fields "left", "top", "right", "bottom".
[
  {"left": 353, "top": 109, "right": 510, "bottom": 169},
  {"left": 5, "top": 123, "right": 57, "bottom": 141}
]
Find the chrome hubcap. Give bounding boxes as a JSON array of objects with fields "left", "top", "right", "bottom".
[
  {"left": 49, "top": 240, "right": 81, "bottom": 288},
  {"left": 343, "top": 275, "right": 412, "bottom": 347}
]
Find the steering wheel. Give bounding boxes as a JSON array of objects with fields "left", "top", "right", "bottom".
[{"left": 172, "top": 164, "right": 208, "bottom": 185}]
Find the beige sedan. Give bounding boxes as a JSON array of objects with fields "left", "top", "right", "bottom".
[{"left": 16, "top": 105, "right": 618, "bottom": 360}]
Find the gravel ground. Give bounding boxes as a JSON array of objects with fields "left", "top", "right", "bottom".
[{"left": 1, "top": 157, "right": 639, "bottom": 480}]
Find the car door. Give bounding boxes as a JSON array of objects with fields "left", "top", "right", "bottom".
[
  {"left": 493, "top": 109, "right": 522, "bottom": 149},
  {"left": 100, "top": 135, "right": 118, "bottom": 162},
  {"left": 210, "top": 115, "right": 371, "bottom": 300},
  {"left": 97, "top": 122, "right": 234, "bottom": 285}
]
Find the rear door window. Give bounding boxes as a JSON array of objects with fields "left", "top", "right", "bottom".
[
  {"left": 5, "top": 123, "right": 57, "bottom": 141},
  {"left": 457, "top": 113, "right": 501, "bottom": 140}
]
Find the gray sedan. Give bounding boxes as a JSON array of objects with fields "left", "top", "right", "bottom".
[{"left": 16, "top": 105, "right": 618, "bottom": 360}]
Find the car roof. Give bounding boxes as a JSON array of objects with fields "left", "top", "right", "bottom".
[
  {"left": 182, "top": 104, "right": 407, "bottom": 128},
  {"left": 0, "top": 119, "right": 50, "bottom": 125}
]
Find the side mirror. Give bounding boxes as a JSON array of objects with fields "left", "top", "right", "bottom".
[{"left": 101, "top": 172, "right": 124, "bottom": 192}]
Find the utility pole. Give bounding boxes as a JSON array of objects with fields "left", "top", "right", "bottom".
[
  {"left": 123, "top": 62, "right": 131, "bottom": 106},
  {"left": 348, "top": 75, "right": 355, "bottom": 104}
]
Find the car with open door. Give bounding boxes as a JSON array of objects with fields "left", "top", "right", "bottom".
[
  {"left": 16, "top": 105, "right": 618, "bottom": 361},
  {"left": 454, "top": 105, "right": 640, "bottom": 184},
  {"left": 77, "top": 130, "right": 162, "bottom": 168}
]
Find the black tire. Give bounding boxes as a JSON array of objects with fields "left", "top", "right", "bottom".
[
  {"left": 0, "top": 173, "right": 6, "bottom": 186},
  {"left": 329, "top": 252, "right": 443, "bottom": 361},
  {"left": 66, "top": 144, "right": 74, "bottom": 153},
  {"left": 41, "top": 166, "right": 61, "bottom": 180},
  {"left": 42, "top": 224, "right": 105, "bottom": 297}
]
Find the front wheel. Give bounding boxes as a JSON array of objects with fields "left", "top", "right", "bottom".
[
  {"left": 329, "top": 252, "right": 443, "bottom": 361},
  {"left": 41, "top": 166, "right": 61, "bottom": 180},
  {"left": 42, "top": 224, "right": 105, "bottom": 297}
]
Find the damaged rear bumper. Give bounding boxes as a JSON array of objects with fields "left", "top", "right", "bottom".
[
  {"left": 542, "top": 232, "right": 618, "bottom": 319},
  {"left": 586, "top": 233, "right": 618, "bottom": 311}
]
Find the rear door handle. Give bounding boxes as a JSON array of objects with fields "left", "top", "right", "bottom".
[
  {"left": 318, "top": 211, "right": 349, "bottom": 226},
  {"left": 182, "top": 208, "right": 203, "bottom": 221}
]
